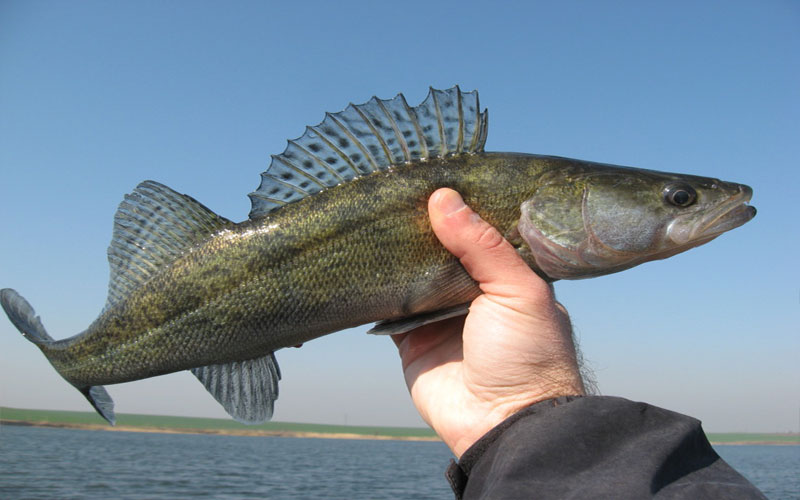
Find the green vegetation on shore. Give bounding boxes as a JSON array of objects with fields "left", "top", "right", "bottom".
[
  {"left": 2, "top": 407, "right": 797, "bottom": 444},
  {"left": 705, "top": 432, "right": 799, "bottom": 445},
  {"left": 0, "top": 407, "right": 438, "bottom": 439}
]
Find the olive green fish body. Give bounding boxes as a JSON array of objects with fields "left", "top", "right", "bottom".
[
  {"left": 44, "top": 153, "right": 552, "bottom": 388},
  {"left": 1, "top": 87, "right": 755, "bottom": 424}
]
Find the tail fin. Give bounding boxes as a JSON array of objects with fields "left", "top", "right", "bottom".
[{"left": 0, "top": 288, "right": 116, "bottom": 425}]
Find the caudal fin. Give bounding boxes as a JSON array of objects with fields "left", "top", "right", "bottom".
[{"left": 0, "top": 288, "right": 117, "bottom": 425}]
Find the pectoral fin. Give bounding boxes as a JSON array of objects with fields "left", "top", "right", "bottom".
[
  {"left": 368, "top": 303, "right": 470, "bottom": 335},
  {"left": 369, "top": 258, "right": 480, "bottom": 335}
]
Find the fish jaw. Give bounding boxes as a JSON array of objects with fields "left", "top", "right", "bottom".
[
  {"left": 517, "top": 165, "right": 757, "bottom": 281},
  {"left": 666, "top": 184, "right": 756, "bottom": 246}
]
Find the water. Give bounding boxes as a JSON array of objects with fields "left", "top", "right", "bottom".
[
  {"left": 1, "top": 426, "right": 797, "bottom": 499},
  {"left": 0, "top": 426, "right": 454, "bottom": 499},
  {"left": 715, "top": 445, "right": 799, "bottom": 500}
]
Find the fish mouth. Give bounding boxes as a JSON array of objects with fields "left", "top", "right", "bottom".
[{"left": 667, "top": 184, "right": 756, "bottom": 245}]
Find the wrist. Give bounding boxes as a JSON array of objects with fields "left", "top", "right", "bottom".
[{"left": 448, "top": 379, "right": 586, "bottom": 458}]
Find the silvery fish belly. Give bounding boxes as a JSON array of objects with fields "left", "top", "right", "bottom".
[{"left": 0, "top": 87, "right": 756, "bottom": 425}]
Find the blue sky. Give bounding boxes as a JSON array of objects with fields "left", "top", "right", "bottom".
[{"left": 1, "top": 1, "right": 797, "bottom": 432}]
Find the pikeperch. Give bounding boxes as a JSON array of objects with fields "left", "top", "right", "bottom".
[{"left": 0, "top": 87, "right": 756, "bottom": 425}]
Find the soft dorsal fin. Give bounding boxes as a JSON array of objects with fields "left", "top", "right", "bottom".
[
  {"left": 106, "top": 181, "right": 231, "bottom": 308},
  {"left": 248, "top": 86, "right": 488, "bottom": 218}
]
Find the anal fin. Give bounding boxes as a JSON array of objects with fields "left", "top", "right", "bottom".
[{"left": 191, "top": 353, "right": 281, "bottom": 424}]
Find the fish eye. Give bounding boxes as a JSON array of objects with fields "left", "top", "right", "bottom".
[{"left": 664, "top": 184, "right": 697, "bottom": 207}]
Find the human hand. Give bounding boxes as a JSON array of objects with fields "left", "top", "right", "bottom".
[{"left": 392, "top": 188, "right": 586, "bottom": 458}]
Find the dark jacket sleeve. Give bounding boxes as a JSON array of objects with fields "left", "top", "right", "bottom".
[{"left": 445, "top": 396, "right": 766, "bottom": 499}]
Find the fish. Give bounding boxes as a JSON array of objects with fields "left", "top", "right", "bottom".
[{"left": 0, "top": 86, "right": 756, "bottom": 425}]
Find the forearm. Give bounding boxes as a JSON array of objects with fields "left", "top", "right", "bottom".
[{"left": 446, "top": 396, "right": 766, "bottom": 500}]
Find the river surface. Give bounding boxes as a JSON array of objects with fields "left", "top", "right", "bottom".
[{"left": 0, "top": 426, "right": 796, "bottom": 499}]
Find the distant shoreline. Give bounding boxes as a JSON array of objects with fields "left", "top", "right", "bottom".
[
  {"left": 0, "top": 419, "right": 441, "bottom": 442},
  {"left": 711, "top": 440, "right": 799, "bottom": 446},
  {"left": 0, "top": 407, "right": 441, "bottom": 440},
  {"left": 2, "top": 407, "right": 798, "bottom": 446},
  {"left": 3, "top": 420, "right": 797, "bottom": 446}
]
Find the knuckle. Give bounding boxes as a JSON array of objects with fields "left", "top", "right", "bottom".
[
  {"left": 515, "top": 275, "right": 559, "bottom": 310},
  {"left": 474, "top": 223, "right": 506, "bottom": 252}
]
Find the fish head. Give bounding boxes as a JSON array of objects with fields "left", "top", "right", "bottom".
[{"left": 518, "top": 163, "right": 756, "bottom": 280}]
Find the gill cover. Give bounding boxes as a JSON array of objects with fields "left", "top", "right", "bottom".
[{"left": 518, "top": 164, "right": 755, "bottom": 280}]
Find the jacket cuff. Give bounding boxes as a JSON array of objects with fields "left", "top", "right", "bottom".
[
  {"left": 444, "top": 395, "right": 765, "bottom": 500},
  {"left": 445, "top": 395, "right": 583, "bottom": 498}
]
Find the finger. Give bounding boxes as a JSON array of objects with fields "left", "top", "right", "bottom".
[{"left": 428, "top": 188, "right": 551, "bottom": 301}]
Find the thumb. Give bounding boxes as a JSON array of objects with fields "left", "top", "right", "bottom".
[{"left": 428, "top": 188, "right": 552, "bottom": 302}]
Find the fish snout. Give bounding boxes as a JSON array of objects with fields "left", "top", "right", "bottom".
[
  {"left": 736, "top": 183, "right": 756, "bottom": 219},
  {"left": 738, "top": 183, "right": 753, "bottom": 202}
]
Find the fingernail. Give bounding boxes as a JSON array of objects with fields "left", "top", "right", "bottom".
[{"left": 436, "top": 189, "right": 466, "bottom": 215}]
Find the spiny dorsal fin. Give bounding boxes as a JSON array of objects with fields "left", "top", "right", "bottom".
[
  {"left": 248, "top": 86, "right": 488, "bottom": 218},
  {"left": 106, "top": 181, "right": 231, "bottom": 309}
]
